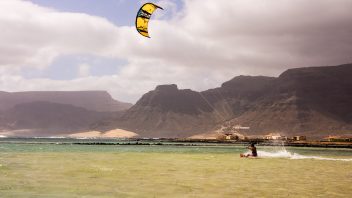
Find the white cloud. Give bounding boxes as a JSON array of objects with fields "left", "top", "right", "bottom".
[
  {"left": 1, "top": 0, "right": 352, "bottom": 103},
  {"left": 78, "top": 64, "right": 91, "bottom": 78},
  {"left": 0, "top": 0, "right": 120, "bottom": 69}
]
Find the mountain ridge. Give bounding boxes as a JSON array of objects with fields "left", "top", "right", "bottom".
[
  {"left": 0, "top": 90, "right": 132, "bottom": 112},
  {"left": 2, "top": 64, "right": 352, "bottom": 138},
  {"left": 103, "top": 63, "right": 352, "bottom": 138}
]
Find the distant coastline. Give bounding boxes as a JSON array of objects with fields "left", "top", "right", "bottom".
[{"left": 1, "top": 137, "right": 351, "bottom": 148}]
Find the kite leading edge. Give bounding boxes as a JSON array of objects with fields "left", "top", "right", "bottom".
[{"left": 136, "top": 3, "right": 163, "bottom": 38}]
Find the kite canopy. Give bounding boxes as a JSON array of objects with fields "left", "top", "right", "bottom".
[{"left": 136, "top": 3, "right": 163, "bottom": 38}]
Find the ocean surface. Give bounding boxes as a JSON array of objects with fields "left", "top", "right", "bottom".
[{"left": 0, "top": 138, "right": 351, "bottom": 197}]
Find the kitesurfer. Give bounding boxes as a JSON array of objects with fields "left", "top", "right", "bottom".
[{"left": 240, "top": 143, "right": 257, "bottom": 157}]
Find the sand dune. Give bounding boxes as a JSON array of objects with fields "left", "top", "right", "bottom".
[
  {"left": 188, "top": 132, "right": 218, "bottom": 140},
  {"left": 69, "top": 129, "right": 138, "bottom": 139},
  {"left": 102, "top": 129, "right": 138, "bottom": 138}
]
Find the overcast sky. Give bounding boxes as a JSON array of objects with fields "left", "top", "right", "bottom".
[{"left": 0, "top": 0, "right": 352, "bottom": 103}]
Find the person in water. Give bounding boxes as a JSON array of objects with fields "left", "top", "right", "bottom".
[{"left": 241, "top": 143, "right": 257, "bottom": 157}]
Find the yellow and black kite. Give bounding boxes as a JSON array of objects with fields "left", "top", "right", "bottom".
[{"left": 136, "top": 3, "right": 163, "bottom": 38}]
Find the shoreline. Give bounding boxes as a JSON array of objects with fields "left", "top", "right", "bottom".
[{"left": 1, "top": 138, "right": 352, "bottom": 148}]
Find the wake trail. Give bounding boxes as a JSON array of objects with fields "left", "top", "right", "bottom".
[{"left": 252, "top": 150, "right": 352, "bottom": 162}]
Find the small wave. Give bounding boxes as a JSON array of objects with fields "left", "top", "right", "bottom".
[{"left": 246, "top": 150, "right": 352, "bottom": 161}]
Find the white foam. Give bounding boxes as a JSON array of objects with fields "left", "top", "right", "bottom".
[
  {"left": 257, "top": 150, "right": 293, "bottom": 158},
  {"left": 245, "top": 150, "right": 352, "bottom": 162},
  {"left": 290, "top": 153, "right": 352, "bottom": 161}
]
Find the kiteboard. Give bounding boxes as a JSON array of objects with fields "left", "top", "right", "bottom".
[{"left": 240, "top": 154, "right": 260, "bottom": 159}]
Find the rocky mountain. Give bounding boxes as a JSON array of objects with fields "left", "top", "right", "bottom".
[
  {"left": 114, "top": 84, "right": 216, "bottom": 137},
  {"left": 0, "top": 101, "right": 124, "bottom": 137},
  {"left": 0, "top": 91, "right": 129, "bottom": 137},
  {"left": 232, "top": 64, "right": 352, "bottom": 137},
  {"left": 2, "top": 64, "right": 352, "bottom": 138},
  {"left": 0, "top": 91, "right": 132, "bottom": 112},
  {"left": 104, "top": 64, "right": 352, "bottom": 138}
]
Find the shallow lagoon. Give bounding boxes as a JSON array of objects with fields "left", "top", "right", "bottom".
[{"left": 0, "top": 140, "right": 351, "bottom": 197}]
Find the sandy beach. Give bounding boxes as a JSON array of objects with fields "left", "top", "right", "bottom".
[{"left": 68, "top": 129, "right": 138, "bottom": 139}]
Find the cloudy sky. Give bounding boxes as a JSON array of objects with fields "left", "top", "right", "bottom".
[{"left": 1, "top": 0, "right": 352, "bottom": 103}]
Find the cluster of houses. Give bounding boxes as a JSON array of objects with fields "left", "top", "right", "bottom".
[
  {"left": 219, "top": 132, "right": 352, "bottom": 142},
  {"left": 323, "top": 135, "right": 352, "bottom": 142},
  {"left": 219, "top": 133, "right": 352, "bottom": 142},
  {"left": 218, "top": 123, "right": 308, "bottom": 141},
  {"left": 217, "top": 123, "right": 352, "bottom": 142},
  {"left": 218, "top": 132, "right": 307, "bottom": 142},
  {"left": 263, "top": 133, "right": 307, "bottom": 141}
]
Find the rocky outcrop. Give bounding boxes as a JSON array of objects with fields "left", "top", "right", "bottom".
[
  {"left": 115, "top": 84, "right": 216, "bottom": 137},
  {"left": 0, "top": 90, "right": 129, "bottom": 137},
  {"left": 0, "top": 101, "right": 118, "bottom": 136},
  {"left": 2, "top": 64, "right": 352, "bottom": 138},
  {"left": 103, "top": 64, "right": 352, "bottom": 138}
]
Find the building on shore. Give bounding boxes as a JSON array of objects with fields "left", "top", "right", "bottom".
[
  {"left": 220, "top": 132, "right": 247, "bottom": 140},
  {"left": 217, "top": 123, "right": 249, "bottom": 141},
  {"left": 264, "top": 133, "right": 287, "bottom": 140},
  {"left": 323, "top": 136, "right": 352, "bottom": 142},
  {"left": 222, "top": 133, "right": 240, "bottom": 140},
  {"left": 293, "top": 136, "right": 307, "bottom": 141}
]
